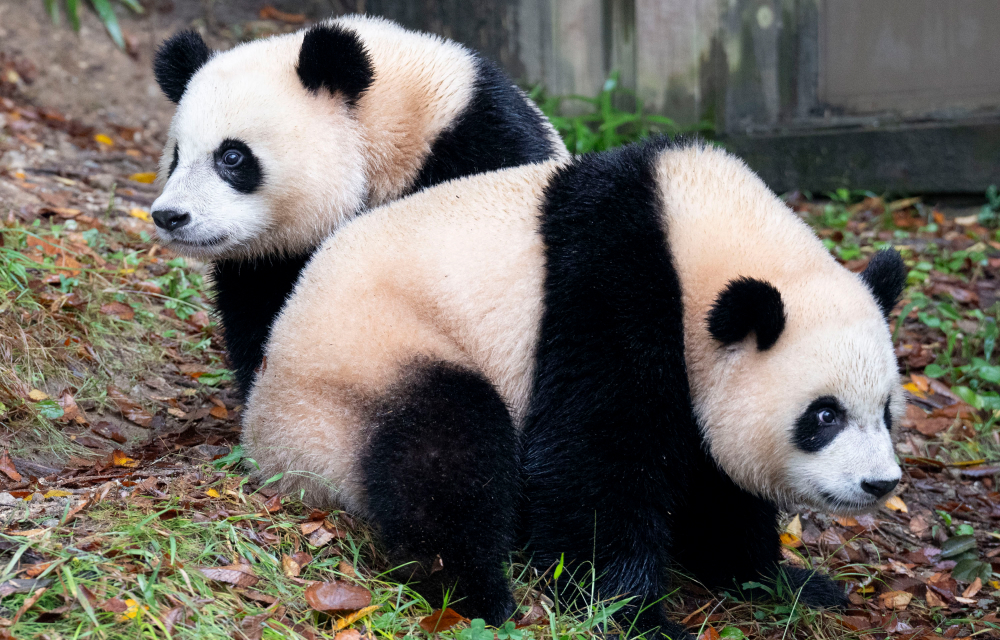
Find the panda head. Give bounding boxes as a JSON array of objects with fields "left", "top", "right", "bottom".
[
  {"left": 149, "top": 25, "right": 374, "bottom": 259},
  {"left": 698, "top": 250, "right": 908, "bottom": 515}
]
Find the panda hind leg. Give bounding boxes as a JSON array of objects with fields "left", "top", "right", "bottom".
[
  {"left": 775, "top": 566, "right": 849, "bottom": 609},
  {"left": 359, "top": 360, "right": 519, "bottom": 626}
]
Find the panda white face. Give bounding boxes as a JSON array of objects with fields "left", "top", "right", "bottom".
[
  {"left": 691, "top": 261, "right": 906, "bottom": 516},
  {"left": 779, "top": 326, "right": 904, "bottom": 514},
  {"left": 150, "top": 28, "right": 370, "bottom": 260}
]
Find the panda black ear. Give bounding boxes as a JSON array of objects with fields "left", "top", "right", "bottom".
[
  {"left": 296, "top": 25, "right": 374, "bottom": 106},
  {"left": 708, "top": 277, "right": 786, "bottom": 351},
  {"left": 860, "top": 249, "right": 907, "bottom": 319},
  {"left": 154, "top": 30, "right": 211, "bottom": 104}
]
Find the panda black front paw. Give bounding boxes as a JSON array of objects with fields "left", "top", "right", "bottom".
[{"left": 777, "top": 566, "right": 849, "bottom": 609}]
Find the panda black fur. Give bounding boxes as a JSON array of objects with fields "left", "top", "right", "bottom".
[
  {"left": 149, "top": 16, "right": 567, "bottom": 398},
  {"left": 244, "top": 139, "right": 907, "bottom": 638}
]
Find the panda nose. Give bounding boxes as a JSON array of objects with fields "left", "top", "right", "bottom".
[
  {"left": 861, "top": 478, "right": 899, "bottom": 498},
  {"left": 152, "top": 209, "right": 191, "bottom": 231}
]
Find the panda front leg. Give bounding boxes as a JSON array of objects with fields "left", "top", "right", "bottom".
[
  {"left": 358, "top": 361, "right": 519, "bottom": 626},
  {"left": 673, "top": 461, "right": 848, "bottom": 609}
]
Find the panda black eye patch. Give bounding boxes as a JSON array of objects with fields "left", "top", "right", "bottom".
[
  {"left": 168, "top": 144, "right": 179, "bottom": 177},
  {"left": 793, "top": 396, "right": 846, "bottom": 453},
  {"left": 213, "top": 139, "right": 263, "bottom": 194},
  {"left": 883, "top": 400, "right": 893, "bottom": 431}
]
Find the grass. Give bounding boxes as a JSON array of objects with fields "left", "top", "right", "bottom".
[{"left": 42, "top": 0, "right": 144, "bottom": 50}]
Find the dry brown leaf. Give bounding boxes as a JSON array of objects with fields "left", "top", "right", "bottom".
[
  {"left": 338, "top": 560, "right": 358, "bottom": 578},
  {"left": 209, "top": 405, "right": 228, "bottom": 420},
  {"left": 0, "top": 453, "right": 21, "bottom": 482},
  {"left": 301, "top": 521, "right": 324, "bottom": 535},
  {"left": 91, "top": 421, "right": 126, "bottom": 444},
  {"left": 515, "top": 603, "right": 546, "bottom": 628},
  {"left": 308, "top": 524, "right": 335, "bottom": 548},
  {"left": 107, "top": 386, "right": 153, "bottom": 427},
  {"left": 187, "top": 310, "right": 211, "bottom": 330},
  {"left": 834, "top": 515, "right": 859, "bottom": 527},
  {"left": 879, "top": 590, "right": 912, "bottom": 610},
  {"left": 259, "top": 5, "right": 306, "bottom": 23},
  {"left": 100, "top": 597, "right": 129, "bottom": 613},
  {"left": 335, "top": 604, "right": 380, "bottom": 630},
  {"left": 262, "top": 494, "right": 282, "bottom": 513},
  {"left": 9, "top": 586, "right": 46, "bottom": 626},
  {"left": 111, "top": 449, "right": 138, "bottom": 468},
  {"left": 199, "top": 565, "right": 259, "bottom": 588},
  {"left": 962, "top": 576, "right": 983, "bottom": 599},
  {"left": 334, "top": 629, "right": 364, "bottom": 640},
  {"left": 697, "top": 628, "right": 720, "bottom": 640},
  {"left": 303, "top": 580, "right": 371, "bottom": 613},
  {"left": 885, "top": 496, "right": 908, "bottom": 513},
  {"left": 56, "top": 390, "right": 82, "bottom": 423},
  {"left": 27, "top": 389, "right": 48, "bottom": 402},
  {"left": 282, "top": 554, "right": 302, "bottom": 579},
  {"left": 419, "top": 608, "right": 468, "bottom": 632},
  {"left": 162, "top": 606, "right": 185, "bottom": 634},
  {"left": 100, "top": 302, "right": 134, "bottom": 321}
]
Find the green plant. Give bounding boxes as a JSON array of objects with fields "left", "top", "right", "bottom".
[
  {"left": 979, "top": 184, "right": 1000, "bottom": 228},
  {"left": 43, "top": 0, "right": 144, "bottom": 49},
  {"left": 531, "top": 74, "right": 713, "bottom": 154}
]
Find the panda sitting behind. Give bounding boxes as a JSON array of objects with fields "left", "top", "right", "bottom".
[
  {"left": 149, "top": 16, "right": 567, "bottom": 398},
  {"left": 243, "top": 138, "right": 906, "bottom": 639}
]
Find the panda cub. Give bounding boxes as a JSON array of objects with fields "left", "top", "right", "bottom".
[
  {"left": 149, "top": 16, "right": 567, "bottom": 397},
  {"left": 244, "top": 139, "right": 906, "bottom": 638}
]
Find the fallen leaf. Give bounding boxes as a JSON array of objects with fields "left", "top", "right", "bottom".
[
  {"left": 93, "top": 133, "right": 114, "bottom": 147},
  {"left": 962, "top": 576, "right": 983, "bottom": 599},
  {"left": 301, "top": 521, "right": 324, "bottom": 535},
  {"left": 206, "top": 488, "right": 220, "bottom": 499},
  {"left": 282, "top": 554, "right": 303, "bottom": 578},
  {"left": 303, "top": 581, "right": 371, "bottom": 613},
  {"left": 10, "top": 586, "right": 47, "bottom": 626},
  {"left": 27, "top": 389, "right": 48, "bottom": 402},
  {"left": 107, "top": 386, "right": 153, "bottom": 427},
  {"left": 697, "top": 628, "right": 720, "bottom": 640},
  {"left": 100, "top": 597, "right": 129, "bottom": 613},
  {"left": 91, "top": 421, "right": 127, "bottom": 444},
  {"left": 57, "top": 391, "right": 82, "bottom": 423},
  {"left": 515, "top": 603, "right": 546, "bottom": 628},
  {"left": 162, "top": 606, "right": 185, "bottom": 634},
  {"left": 835, "top": 515, "right": 859, "bottom": 527},
  {"left": 419, "top": 608, "right": 468, "bottom": 632},
  {"left": 885, "top": 496, "right": 908, "bottom": 513},
  {"left": 338, "top": 560, "right": 358, "bottom": 578},
  {"left": 100, "top": 302, "right": 134, "bottom": 321},
  {"left": 128, "top": 173, "right": 157, "bottom": 184},
  {"left": 199, "top": 565, "right": 259, "bottom": 588},
  {"left": 879, "top": 590, "right": 913, "bottom": 610},
  {"left": 334, "top": 630, "right": 364, "bottom": 640},
  {"left": 779, "top": 532, "right": 801, "bottom": 548},
  {"left": 0, "top": 453, "right": 21, "bottom": 482},
  {"left": 111, "top": 449, "right": 138, "bottom": 468},
  {"left": 23, "top": 563, "right": 51, "bottom": 578},
  {"left": 335, "top": 604, "right": 381, "bottom": 630},
  {"left": 259, "top": 5, "right": 306, "bottom": 23},
  {"left": 262, "top": 494, "right": 282, "bottom": 513},
  {"left": 42, "top": 490, "right": 71, "bottom": 499},
  {"left": 209, "top": 405, "right": 228, "bottom": 420}
]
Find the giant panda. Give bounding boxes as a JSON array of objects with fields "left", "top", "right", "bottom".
[
  {"left": 242, "top": 138, "right": 906, "bottom": 638},
  {"left": 148, "top": 16, "right": 568, "bottom": 397}
]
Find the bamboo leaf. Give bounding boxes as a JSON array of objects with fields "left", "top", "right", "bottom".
[{"left": 88, "top": 0, "right": 124, "bottom": 49}]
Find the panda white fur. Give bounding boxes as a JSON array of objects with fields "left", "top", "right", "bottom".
[
  {"left": 149, "top": 15, "right": 568, "bottom": 397},
  {"left": 243, "top": 139, "right": 906, "bottom": 638}
]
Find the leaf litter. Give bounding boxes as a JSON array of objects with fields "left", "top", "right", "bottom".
[{"left": 1, "top": 43, "right": 1000, "bottom": 640}]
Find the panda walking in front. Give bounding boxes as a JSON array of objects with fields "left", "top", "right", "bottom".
[
  {"left": 149, "top": 15, "right": 567, "bottom": 399},
  {"left": 244, "top": 139, "right": 906, "bottom": 638}
]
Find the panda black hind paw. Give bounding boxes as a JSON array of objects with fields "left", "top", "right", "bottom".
[{"left": 779, "top": 566, "right": 849, "bottom": 609}]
